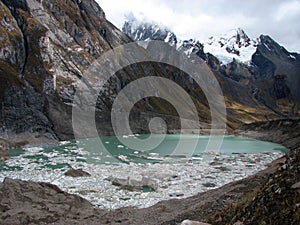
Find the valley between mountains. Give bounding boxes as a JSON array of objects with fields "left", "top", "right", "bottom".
[{"left": 0, "top": 0, "right": 300, "bottom": 224}]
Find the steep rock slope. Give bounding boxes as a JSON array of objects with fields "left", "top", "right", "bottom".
[
  {"left": 0, "top": 0, "right": 137, "bottom": 140},
  {"left": 251, "top": 35, "right": 300, "bottom": 114}
]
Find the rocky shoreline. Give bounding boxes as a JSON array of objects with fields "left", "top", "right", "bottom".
[{"left": 0, "top": 119, "right": 299, "bottom": 224}]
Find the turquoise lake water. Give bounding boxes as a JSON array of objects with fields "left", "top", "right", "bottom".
[{"left": 0, "top": 134, "right": 288, "bottom": 171}]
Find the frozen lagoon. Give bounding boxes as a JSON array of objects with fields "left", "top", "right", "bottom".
[{"left": 0, "top": 135, "right": 287, "bottom": 209}]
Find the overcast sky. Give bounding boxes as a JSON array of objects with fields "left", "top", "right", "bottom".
[{"left": 96, "top": 0, "right": 300, "bottom": 53}]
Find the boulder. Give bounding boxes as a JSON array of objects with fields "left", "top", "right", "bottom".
[
  {"left": 108, "top": 175, "right": 158, "bottom": 191},
  {"left": 64, "top": 168, "right": 91, "bottom": 177}
]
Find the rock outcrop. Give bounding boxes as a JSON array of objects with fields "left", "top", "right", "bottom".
[{"left": 0, "top": 177, "right": 106, "bottom": 225}]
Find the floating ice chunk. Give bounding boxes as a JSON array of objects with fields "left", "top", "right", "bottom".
[
  {"left": 59, "top": 141, "right": 71, "bottom": 145},
  {"left": 24, "top": 147, "right": 44, "bottom": 153},
  {"left": 118, "top": 155, "right": 129, "bottom": 162}
]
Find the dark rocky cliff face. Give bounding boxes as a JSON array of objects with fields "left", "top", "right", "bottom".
[
  {"left": 0, "top": 0, "right": 131, "bottom": 139},
  {"left": 251, "top": 35, "right": 300, "bottom": 114}
]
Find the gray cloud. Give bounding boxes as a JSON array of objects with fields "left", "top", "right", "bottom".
[{"left": 97, "top": 0, "right": 300, "bottom": 52}]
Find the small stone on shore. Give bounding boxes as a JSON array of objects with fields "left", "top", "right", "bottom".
[{"left": 181, "top": 219, "right": 211, "bottom": 225}]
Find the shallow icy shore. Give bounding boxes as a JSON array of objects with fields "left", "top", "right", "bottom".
[{"left": 0, "top": 144, "right": 284, "bottom": 209}]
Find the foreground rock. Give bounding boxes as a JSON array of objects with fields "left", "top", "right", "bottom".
[{"left": 0, "top": 178, "right": 106, "bottom": 225}]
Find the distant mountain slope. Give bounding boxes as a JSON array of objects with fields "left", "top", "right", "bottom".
[{"left": 122, "top": 15, "right": 300, "bottom": 116}]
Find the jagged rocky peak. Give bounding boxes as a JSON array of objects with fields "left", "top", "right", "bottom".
[
  {"left": 122, "top": 13, "right": 177, "bottom": 44},
  {"left": 207, "top": 28, "right": 251, "bottom": 47},
  {"left": 204, "top": 28, "right": 258, "bottom": 64},
  {"left": 257, "top": 35, "right": 299, "bottom": 61},
  {"left": 250, "top": 33, "right": 300, "bottom": 115},
  {"left": 252, "top": 34, "right": 300, "bottom": 80},
  {"left": 251, "top": 34, "right": 300, "bottom": 109},
  {"left": 122, "top": 14, "right": 207, "bottom": 59}
]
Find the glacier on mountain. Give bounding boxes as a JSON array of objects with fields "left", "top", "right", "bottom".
[{"left": 122, "top": 15, "right": 259, "bottom": 65}]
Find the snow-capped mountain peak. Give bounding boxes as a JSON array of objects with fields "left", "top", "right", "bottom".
[
  {"left": 204, "top": 28, "right": 258, "bottom": 64},
  {"left": 122, "top": 13, "right": 177, "bottom": 44},
  {"left": 122, "top": 16, "right": 259, "bottom": 65}
]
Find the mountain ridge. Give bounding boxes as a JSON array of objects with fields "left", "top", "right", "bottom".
[
  {"left": 0, "top": 0, "right": 299, "bottom": 143},
  {"left": 122, "top": 15, "right": 300, "bottom": 116},
  {"left": 122, "top": 15, "right": 300, "bottom": 65}
]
